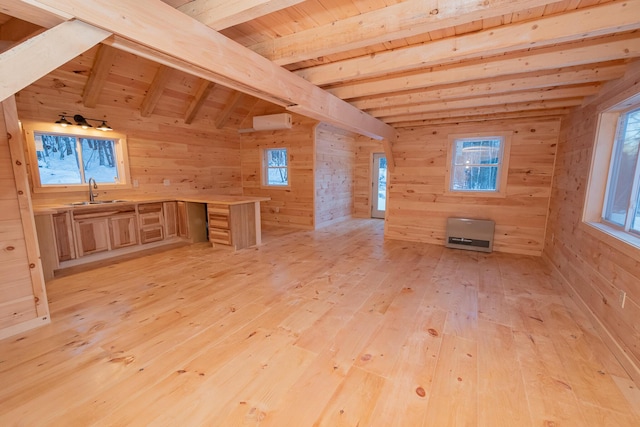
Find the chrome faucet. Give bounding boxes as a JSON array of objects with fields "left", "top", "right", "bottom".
[{"left": 88, "top": 177, "right": 98, "bottom": 202}]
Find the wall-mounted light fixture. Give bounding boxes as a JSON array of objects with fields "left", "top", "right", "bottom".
[{"left": 55, "top": 114, "right": 113, "bottom": 131}]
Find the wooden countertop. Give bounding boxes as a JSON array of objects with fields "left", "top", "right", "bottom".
[{"left": 33, "top": 195, "right": 270, "bottom": 215}]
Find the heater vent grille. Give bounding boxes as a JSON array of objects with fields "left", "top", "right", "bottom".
[{"left": 445, "top": 218, "right": 495, "bottom": 253}]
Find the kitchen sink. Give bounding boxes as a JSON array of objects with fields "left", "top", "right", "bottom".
[{"left": 68, "top": 200, "right": 129, "bottom": 206}]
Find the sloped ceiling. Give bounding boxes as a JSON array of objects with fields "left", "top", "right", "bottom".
[{"left": 1, "top": 0, "right": 640, "bottom": 135}]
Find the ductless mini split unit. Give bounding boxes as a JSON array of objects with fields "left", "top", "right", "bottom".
[
  {"left": 445, "top": 217, "right": 495, "bottom": 253},
  {"left": 252, "top": 113, "right": 293, "bottom": 130}
]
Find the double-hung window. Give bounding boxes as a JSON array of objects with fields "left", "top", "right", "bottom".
[
  {"left": 446, "top": 132, "right": 511, "bottom": 196},
  {"left": 263, "top": 148, "right": 289, "bottom": 187}
]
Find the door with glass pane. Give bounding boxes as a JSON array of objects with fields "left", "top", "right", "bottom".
[{"left": 371, "top": 153, "right": 387, "bottom": 219}]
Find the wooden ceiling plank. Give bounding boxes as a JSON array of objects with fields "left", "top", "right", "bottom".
[
  {"left": 83, "top": 44, "right": 118, "bottom": 108},
  {"left": 140, "top": 65, "right": 173, "bottom": 117},
  {"left": 0, "top": 19, "right": 110, "bottom": 102},
  {"left": 24, "top": 0, "right": 396, "bottom": 141},
  {"left": 382, "top": 99, "right": 585, "bottom": 123},
  {"left": 351, "top": 63, "right": 627, "bottom": 110},
  {"left": 215, "top": 90, "right": 244, "bottom": 129},
  {"left": 297, "top": 0, "right": 640, "bottom": 85},
  {"left": 248, "top": 0, "right": 564, "bottom": 65},
  {"left": 368, "top": 85, "right": 601, "bottom": 118},
  {"left": 329, "top": 34, "right": 640, "bottom": 100},
  {"left": 184, "top": 79, "right": 214, "bottom": 124},
  {"left": 178, "top": 0, "right": 306, "bottom": 31}
]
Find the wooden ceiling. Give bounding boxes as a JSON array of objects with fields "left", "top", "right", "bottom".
[{"left": 1, "top": 0, "right": 640, "bottom": 134}]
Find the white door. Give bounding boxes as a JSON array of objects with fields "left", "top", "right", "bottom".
[{"left": 371, "top": 153, "right": 387, "bottom": 219}]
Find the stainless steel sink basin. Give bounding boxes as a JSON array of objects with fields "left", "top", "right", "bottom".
[{"left": 68, "top": 200, "right": 129, "bottom": 206}]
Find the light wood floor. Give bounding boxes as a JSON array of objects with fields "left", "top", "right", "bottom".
[{"left": 1, "top": 219, "right": 639, "bottom": 426}]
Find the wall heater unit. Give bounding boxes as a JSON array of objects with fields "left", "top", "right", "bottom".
[
  {"left": 445, "top": 218, "right": 495, "bottom": 253},
  {"left": 252, "top": 113, "right": 293, "bottom": 130}
]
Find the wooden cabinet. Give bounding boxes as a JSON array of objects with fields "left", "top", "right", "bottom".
[
  {"left": 75, "top": 217, "right": 110, "bottom": 256},
  {"left": 138, "top": 203, "right": 164, "bottom": 244},
  {"left": 52, "top": 211, "right": 75, "bottom": 261},
  {"left": 207, "top": 202, "right": 257, "bottom": 250},
  {"left": 163, "top": 201, "right": 177, "bottom": 238}
]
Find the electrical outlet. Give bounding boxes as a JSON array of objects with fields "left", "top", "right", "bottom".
[
  {"left": 163, "top": 179, "right": 170, "bottom": 186},
  {"left": 133, "top": 179, "right": 139, "bottom": 188},
  {"left": 618, "top": 290, "right": 626, "bottom": 308}
]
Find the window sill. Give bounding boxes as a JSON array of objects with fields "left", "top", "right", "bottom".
[{"left": 581, "top": 221, "right": 640, "bottom": 259}]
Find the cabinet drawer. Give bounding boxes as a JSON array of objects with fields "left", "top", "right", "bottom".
[
  {"left": 207, "top": 204, "right": 230, "bottom": 215},
  {"left": 140, "top": 226, "right": 164, "bottom": 244},
  {"left": 208, "top": 213, "right": 229, "bottom": 229},
  {"left": 209, "top": 228, "right": 231, "bottom": 245}
]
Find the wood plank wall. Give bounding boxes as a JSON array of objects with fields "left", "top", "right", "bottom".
[
  {"left": 544, "top": 68, "right": 640, "bottom": 383},
  {"left": 240, "top": 114, "right": 317, "bottom": 229},
  {"left": 14, "top": 46, "right": 245, "bottom": 206},
  {"left": 0, "top": 100, "right": 49, "bottom": 339},
  {"left": 384, "top": 119, "right": 560, "bottom": 256},
  {"left": 353, "top": 137, "right": 384, "bottom": 219},
  {"left": 314, "top": 123, "right": 355, "bottom": 228}
]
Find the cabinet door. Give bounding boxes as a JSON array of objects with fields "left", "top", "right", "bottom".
[
  {"left": 75, "top": 218, "right": 110, "bottom": 256},
  {"left": 177, "top": 201, "right": 189, "bottom": 238},
  {"left": 110, "top": 214, "right": 139, "bottom": 249},
  {"left": 163, "top": 201, "right": 177, "bottom": 238},
  {"left": 52, "top": 212, "right": 76, "bottom": 261}
]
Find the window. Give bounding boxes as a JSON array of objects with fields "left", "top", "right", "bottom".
[
  {"left": 583, "top": 92, "right": 640, "bottom": 250},
  {"left": 263, "top": 148, "right": 288, "bottom": 186},
  {"left": 602, "top": 107, "right": 640, "bottom": 234},
  {"left": 24, "top": 123, "right": 130, "bottom": 191},
  {"left": 446, "top": 132, "right": 511, "bottom": 195}
]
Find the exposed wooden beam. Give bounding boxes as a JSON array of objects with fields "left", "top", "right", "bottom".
[
  {"left": 0, "top": 0, "right": 68, "bottom": 28},
  {"left": 249, "top": 0, "right": 563, "bottom": 66},
  {"left": 368, "top": 85, "right": 601, "bottom": 118},
  {"left": 396, "top": 108, "right": 573, "bottom": 127},
  {"left": 25, "top": 0, "right": 396, "bottom": 141},
  {"left": 178, "top": 0, "right": 305, "bottom": 31},
  {"left": 329, "top": 34, "right": 640, "bottom": 100},
  {"left": 184, "top": 79, "right": 214, "bottom": 124},
  {"left": 382, "top": 99, "right": 585, "bottom": 123},
  {"left": 140, "top": 65, "right": 173, "bottom": 117},
  {"left": 161, "top": 0, "right": 193, "bottom": 7},
  {"left": 0, "top": 20, "right": 110, "bottom": 102},
  {"left": 297, "top": 0, "right": 640, "bottom": 85},
  {"left": 82, "top": 44, "right": 118, "bottom": 108},
  {"left": 215, "top": 90, "right": 244, "bottom": 129},
  {"left": 351, "top": 63, "right": 627, "bottom": 111}
]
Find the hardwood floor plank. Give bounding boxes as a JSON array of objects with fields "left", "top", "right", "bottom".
[
  {"left": 477, "top": 319, "right": 532, "bottom": 427},
  {"left": 423, "top": 334, "right": 478, "bottom": 426}
]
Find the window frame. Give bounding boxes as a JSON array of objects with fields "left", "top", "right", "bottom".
[
  {"left": 583, "top": 95, "right": 640, "bottom": 252},
  {"left": 261, "top": 147, "right": 290, "bottom": 188},
  {"left": 23, "top": 121, "right": 131, "bottom": 193},
  {"left": 445, "top": 132, "right": 512, "bottom": 197}
]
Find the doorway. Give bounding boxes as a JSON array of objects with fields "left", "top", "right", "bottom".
[{"left": 371, "top": 153, "right": 387, "bottom": 219}]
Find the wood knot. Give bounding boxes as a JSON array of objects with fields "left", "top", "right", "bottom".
[
  {"left": 6, "top": 246, "right": 15, "bottom": 251},
  {"left": 29, "top": 263, "right": 36, "bottom": 269},
  {"left": 429, "top": 8, "right": 439, "bottom": 15},
  {"left": 15, "top": 160, "right": 22, "bottom": 166},
  {"left": 416, "top": 386, "right": 426, "bottom": 397}
]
